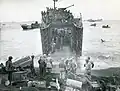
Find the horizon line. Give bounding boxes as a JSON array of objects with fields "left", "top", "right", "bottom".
[{"left": 1, "top": 19, "right": 120, "bottom": 23}]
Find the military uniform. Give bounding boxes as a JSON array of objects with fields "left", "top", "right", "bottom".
[
  {"left": 38, "top": 57, "right": 46, "bottom": 76},
  {"left": 6, "top": 56, "right": 13, "bottom": 85}
]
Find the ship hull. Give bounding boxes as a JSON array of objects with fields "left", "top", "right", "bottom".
[
  {"left": 40, "top": 22, "right": 83, "bottom": 57},
  {"left": 21, "top": 25, "right": 31, "bottom": 30}
]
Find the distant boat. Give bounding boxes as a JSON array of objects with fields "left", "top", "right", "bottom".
[
  {"left": 87, "top": 19, "right": 96, "bottom": 22},
  {"left": 90, "top": 23, "right": 96, "bottom": 26},
  {"left": 21, "top": 21, "right": 40, "bottom": 30},
  {"left": 87, "top": 19, "right": 103, "bottom": 22},
  {"left": 96, "top": 19, "right": 103, "bottom": 22},
  {"left": 102, "top": 25, "right": 110, "bottom": 28}
]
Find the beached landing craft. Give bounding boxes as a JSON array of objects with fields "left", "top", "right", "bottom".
[{"left": 40, "top": 4, "right": 83, "bottom": 58}]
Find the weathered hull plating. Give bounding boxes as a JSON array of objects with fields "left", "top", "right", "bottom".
[{"left": 40, "top": 22, "right": 83, "bottom": 57}]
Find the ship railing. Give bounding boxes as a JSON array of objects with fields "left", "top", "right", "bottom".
[{"left": 40, "top": 23, "right": 51, "bottom": 30}]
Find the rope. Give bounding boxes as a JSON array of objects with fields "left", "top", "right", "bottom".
[{"left": 57, "top": 0, "right": 64, "bottom": 2}]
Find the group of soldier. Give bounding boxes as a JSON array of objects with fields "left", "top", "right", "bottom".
[
  {"left": 51, "top": 29, "right": 73, "bottom": 53},
  {"left": 51, "top": 29, "right": 65, "bottom": 52},
  {"left": 63, "top": 57, "right": 77, "bottom": 75},
  {"left": 29, "top": 54, "right": 53, "bottom": 77},
  {"left": 37, "top": 55, "right": 95, "bottom": 91},
  {"left": 3, "top": 54, "right": 120, "bottom": 91},
  {"left": 0, "top": 54, "right": 53, "bottom": 85},
  {"left": 1, "top": 54, "right": 94, "bottom": 90},
  {"left": 60, "top": 56, "right": 94, "bottom": 76}
]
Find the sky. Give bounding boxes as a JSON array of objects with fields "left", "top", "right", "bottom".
[{"left": 0, "top": 0, "right": 120, "bottom": 22}]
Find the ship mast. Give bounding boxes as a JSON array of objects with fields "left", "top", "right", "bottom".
[{"left": 53, "top": 0, "right": 58, "bottom": 10}]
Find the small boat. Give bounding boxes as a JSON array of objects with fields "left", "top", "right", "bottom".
[
  {"left": 102, "top": 25, "right": 110, "bottom": 28},
  {"left": 101, "top": 39, "right": 105, "bottom": 43},
  {"left": 87, "top": 19, "right": 102, "bottom": 22},
  {"left": 21, "top": 21, "right": 40, "bottom": 30},
  {"left": 90, "top": 23, "right": 96, "bottom": 26},
  {"left": 87, "top": 19, "right": 96, "bottom": 22}
]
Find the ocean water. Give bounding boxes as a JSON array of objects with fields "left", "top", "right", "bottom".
[
  {"left": 83, "top": 20, "right": 120, "bottom": 52},
  {"left": 0, "top": 20, "right": 120, "bottom": 68},
  {"left": 0, "top": 22, "right": 42, "bottom": 62}
]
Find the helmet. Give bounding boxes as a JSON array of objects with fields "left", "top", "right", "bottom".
[
  {"left": 31, "top": 55, "right": 34, "bottom": 59},
  {"left": 88, "top": 57, "right": 90, "bottom": 60},
  {"left": 8, "top": 56, "right": 13, "bottom": 60}
]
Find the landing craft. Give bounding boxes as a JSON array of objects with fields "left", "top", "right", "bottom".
[
  {"left": 40, "top": 4, "right": 83, "bottom": 59},
  {"left": 90, "top": 23, "right": 96, "bottom": 26},
  {"left": 21, "top": 21, "right": 40, "bottom": 30},
  {"left": 102, "top": 25, "right": 110, "bottom": 28},
  {"left": 87, "top": 19, "right": 103, "bottom": 22}
]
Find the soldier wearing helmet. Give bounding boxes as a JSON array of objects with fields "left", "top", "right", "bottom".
[
  {"left": 38, "top": 54, "right": 46, "bottom": 76},
  {"left": 84, "top": 57, "right": 94, "bottom": 79},
  {"left": 6, "top": 56, "right": 13, "bottom": 85}
]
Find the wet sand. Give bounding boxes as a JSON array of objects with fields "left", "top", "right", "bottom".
[{"left": 92, "top": 67, "right": 120, "bottom": 77}]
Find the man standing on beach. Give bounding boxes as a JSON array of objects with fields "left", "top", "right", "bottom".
[
  {"left": 30, "top": 55, "right": 35, "bottom": 76},
  {"left": 6, "top": 56, "right": 13, "bottom": 85},
  {"left": 84, "top": 57, "right": 94, "bottom": 79},
  {"left": 69, "top": 58, "right": 77, "bottom": 74},
  {"left": 38, "top": 56, "right": 43, "bottom": 76},
  {"left": 38, "top": 55, "right": 47, "bottom": 76}
]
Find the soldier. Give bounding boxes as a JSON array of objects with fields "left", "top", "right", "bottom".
[
  {"left": 38, "top": 55, "right": 47, "bottom": 76},
  {"left": 81, "top": 75, "right": 92, "bottom": 91},
  {"left": 38, "top": 56, "right": 43, "bottom": 76},
  {"left": 71, "top": 59, "right": 77, "bottom": 74},
  {"left": 30, "top": 55, "right": 35, "bottom": 76},
  {"left": 64, "top": 58, "right": 70, "bottom": 74},
  {"left": 6, "top": 56, "right": 13, "bottom": 85},
  {"left": 84, "top": 57, "right": 94, "bottom": 79},
  {"left": 46, "top": 54, "right": 53, "bottom": 73},
  {"left": 51, "top": 39, "right": 56, "bottom": 53},
  {"left": 42, "top": 59, "right": 47, "bottom": 76}
]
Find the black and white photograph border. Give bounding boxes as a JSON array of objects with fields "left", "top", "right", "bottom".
[{"left": 0, "top": 0, "right": 120, "bottom": 91}]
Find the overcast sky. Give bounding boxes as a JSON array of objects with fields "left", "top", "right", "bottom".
[{"left": 0, "top": 0, "right": 120, "bottom": 22}]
